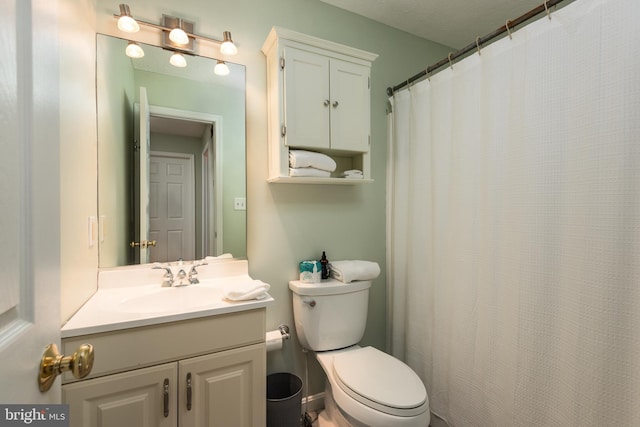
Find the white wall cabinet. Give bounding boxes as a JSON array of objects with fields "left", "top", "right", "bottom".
[
  {"left": 62, "top": 310, "right": 266, "bottom": 427},
  {"left": 262, "top": 27, "right": 377, "bottom": 184}
]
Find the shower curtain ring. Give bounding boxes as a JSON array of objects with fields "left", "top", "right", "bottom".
[
  {"left": 506, "top": 20, "right": 513, "bottom": 39},
  {"left": 476, "top": 37, "right": 482, "bottom": 56},
  {"left": 448, "top": 52, "right": 454, "bottom": 70},
  {"left": 544, "top": 0, "right": 552, "bottom": 19}
]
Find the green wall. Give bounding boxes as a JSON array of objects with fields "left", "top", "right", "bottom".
[
  {"left": 96, "top": 35, "right": 135, "bottom": 267},
  {"left": 95, "top": 0, "right": 452, "bottom": 395}
]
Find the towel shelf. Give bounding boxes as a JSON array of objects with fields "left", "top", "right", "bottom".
[{"left": 267, "top": 176, "right": 373, "bottom": 185}]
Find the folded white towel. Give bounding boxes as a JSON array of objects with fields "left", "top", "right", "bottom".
[
  {"left": 342, "top": 169, "right": 363, "bottom": 179},
  {"left": 204, "top": 253, "right": 233, "bottom": 262},
  {"left": 223, "top": 280, "right": 271, "bottom": 301},
  {"left": 330, "top": 260, "right": 381, "bottom": 283},
  {"left": 289, "top": 150, "right": 336, "bottom": 172},
  {"left": 289, "top": 167, "right": 331, "bottom": 178}
]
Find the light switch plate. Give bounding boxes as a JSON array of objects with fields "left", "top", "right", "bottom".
[{"left": 234, "top": 197, "right": 246, "bottom": 211}]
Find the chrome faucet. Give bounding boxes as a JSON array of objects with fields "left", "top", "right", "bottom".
[{"left": 153, "top": 261, "right": 208, "bottom": 287}]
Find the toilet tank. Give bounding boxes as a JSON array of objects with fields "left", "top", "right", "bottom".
[{"left": 289, "top": 279, "right": 371, "bottom": 351}]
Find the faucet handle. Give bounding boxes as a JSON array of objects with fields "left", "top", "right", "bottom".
[
  {"left": 188, "top": 262, "right": 207, "bottom": 284},
  {"left": 152, "top": 264, "right": 174, "bottom": 287}
]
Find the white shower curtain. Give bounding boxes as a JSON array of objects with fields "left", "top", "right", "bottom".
[{"left": 387, "top": 0, "right": 640, "bottom": 426}]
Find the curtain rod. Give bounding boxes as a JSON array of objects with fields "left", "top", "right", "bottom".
[{"left": 386, "top": 0, "right": 568, "bottom": 96}]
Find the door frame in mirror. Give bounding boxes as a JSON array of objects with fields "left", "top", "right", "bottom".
[{"left": 145, "top": 105, "right": 224, "bottom": 258}]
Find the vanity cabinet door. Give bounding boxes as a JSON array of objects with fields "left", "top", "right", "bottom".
[
  {"left": 178, "top": 343, "right": 266, "bottom": 427},
  {"left": 63, "top": 363, "right": 178, "bottom": 427}
]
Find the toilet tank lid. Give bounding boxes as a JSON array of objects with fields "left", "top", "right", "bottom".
[{"left": 289, "top": 279, "right": 371, "bottom": 296}]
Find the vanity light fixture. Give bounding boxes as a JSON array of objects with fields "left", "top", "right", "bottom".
[
  {"left": 213, "top": 60, "right": 230, "bottom": 76},
  {"left": 113, "top": 4, "right": 238, "bottom": 56},
  {"left": 125, "top": 41, "right": 144, "bottom": 58},
  {"left": 169, "top": 52, "right": 187, "bottom": 68}
]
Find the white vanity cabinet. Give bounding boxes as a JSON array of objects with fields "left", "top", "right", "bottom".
[
  {"left": 262, "top": 27, "right": 378, "bottom": 183},
  {"left": 62, "top": 309, "right": 266, "bottom": 427}
]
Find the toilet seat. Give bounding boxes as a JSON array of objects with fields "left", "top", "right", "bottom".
[{"left": 331, "top": 346, "right": 427, "bottom": 417}]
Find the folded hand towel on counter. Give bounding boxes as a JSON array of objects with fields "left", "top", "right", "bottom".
[
  {"left": 223, "top": 280, "right": 271, "bottom": 301},
  {"left": 289, "top": 167, "right": 331, "bottom": 178},
  {"left": 289, "top": 150, "right": 336, "bottom": 172},
  {"left": 330, "top": 260, "right": 381, "bottom": 283}
]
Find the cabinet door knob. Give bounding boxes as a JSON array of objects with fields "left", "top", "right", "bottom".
[
  {"left": 332, "top": 101, "right": 339, "bottom": 108},
  {"left": 324, "top": 99, "right": 330, "bottom": 106}
]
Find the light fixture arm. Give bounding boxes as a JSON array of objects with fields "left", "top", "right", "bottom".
[{"left": 112, "top": 12, "right": 234, "bottom": 48}]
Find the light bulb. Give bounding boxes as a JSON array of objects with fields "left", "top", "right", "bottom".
[
  {"left": 117, "top": 4, "right": 139, "bottom": 33},
  {"left": 220, "top": 31, "right": 238, "bottom": 56},
  {"left": 169, "top": 52, "right": 187, "bottom": 67},
  {"left": 214, "top": 60, "right": 230, "bottom": 76},
  {"left": 125, "top": 42, "right": 144, "bottom": 58},
  {"left": 169, "top": 19, "right": 189, "bottom": 45}
]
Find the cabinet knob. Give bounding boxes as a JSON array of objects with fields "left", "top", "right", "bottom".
[
  {"left": 323, "top": 99, "right": 330, "bottom": 106},
  {"left": 332, "top": 101, "right": 339, "bottom": 108}
]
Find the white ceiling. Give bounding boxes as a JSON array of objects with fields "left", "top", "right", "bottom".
[{"left": 318, "top": 0, "right": 543, "bottom": 48}]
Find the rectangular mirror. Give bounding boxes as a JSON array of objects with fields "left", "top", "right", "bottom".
[{"left": 96, "top": 34, "right": 246, "bottom": 267}]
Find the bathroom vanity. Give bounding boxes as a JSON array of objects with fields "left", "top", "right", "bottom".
[{"left": 61, "top": 260, "right": 273, "bottom": 427}]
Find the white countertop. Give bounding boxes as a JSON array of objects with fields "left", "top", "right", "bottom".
[{"left": 61, "top": 259, "right": 274, "bottom": 338}]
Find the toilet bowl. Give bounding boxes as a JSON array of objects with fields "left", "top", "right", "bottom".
[
  {"left": 316, "top": 346, "right": 430, "bottom": 427},
  {"left": 289, "top": 279, "right": 430, "bottom": 426}
]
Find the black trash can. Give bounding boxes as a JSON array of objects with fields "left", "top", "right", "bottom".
[{"left": 266, "top": 372, "right": 303, "bottom": 427}]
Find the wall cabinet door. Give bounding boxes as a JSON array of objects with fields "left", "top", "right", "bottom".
[
  {"left": 63, "top": 363, "right": 178, "bottom": 427},
  {"left": 178, "top": 344, "right": 265, "bottom": 427},
  {"left": 329, "top": 58, "right": 370, "bottom": 152},
  {"left": 283, "top": 47, "right": 330, "bottom": 150},
  {"left": 283, "top": 46, "right": 370, "bottom": 152}
]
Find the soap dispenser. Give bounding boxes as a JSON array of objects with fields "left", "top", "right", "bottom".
[{"left": 320, "top": 251, "right": 330, "bottom": 280}]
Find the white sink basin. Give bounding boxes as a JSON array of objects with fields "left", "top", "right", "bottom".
[
  {"left": 61, "top": 260, "right": 275, "bottom": 338},
  {"left": 117, "top": 285, "right": 224, "bottom": 314}
]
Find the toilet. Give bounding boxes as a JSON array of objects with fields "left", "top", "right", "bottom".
[{"left": 289, "top": 279, "right": 430, "bottom": 427}]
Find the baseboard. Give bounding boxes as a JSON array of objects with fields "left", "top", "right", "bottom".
[
  {"left": 302, "top": 392, "right": 325, "bottom": 413},
  {"left": 302, "top": 392, "right": 449, "bottom": 427}
]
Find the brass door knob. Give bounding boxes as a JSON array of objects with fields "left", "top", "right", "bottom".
[
  {"left": 39, "top": 343, "right": 94, "bottom": 392},
  {"left": 130, "top": 240, "right": 157, "bottom": 248}
]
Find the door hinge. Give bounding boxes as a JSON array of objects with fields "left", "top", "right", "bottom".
[
  {"left": 281, "top": 124, "right": 287, "bottom": 137},
  {"left": 368, "top": 77, "right": 370, "bottom": 89},
  {"left": 280, "top": 57, "right": 285, "bottom": 70},
  {"left": 369, "top": 135, "right": 371, "bottom": 145}
]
